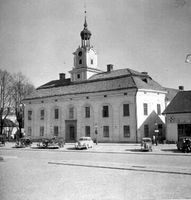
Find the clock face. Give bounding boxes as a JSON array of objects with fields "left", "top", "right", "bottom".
[{"left": 78, "top": 51, "right": 82, "bottom": 57}]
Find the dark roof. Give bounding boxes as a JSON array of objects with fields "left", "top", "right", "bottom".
[
  {"left": 1, "top": 119, "right": 17, "bottom": 127},
  {"left": 37, "top": 78, "right": 71, "bottom": 90},
  {"left": 163, "top": 91, "right": 191, "bottom": 114},
  {"left": 24, "top": 68, "right": 166, "bottom": 101},
  {"left": 164, "top": 87, "right": 179, "bottom": 102}
]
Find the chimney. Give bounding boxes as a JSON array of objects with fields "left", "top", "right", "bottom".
[
  {"left": 59, "top": 73, "right": 65, "bottom": 80},
  {"left": 141, "top": 72, "right": 148, "bottom": 75},
  {"left": 107, "top": 64, "right": 113, "bottom": 72},
  {"left": 179, "top": 86, "right": 184, "bottom": 91}
]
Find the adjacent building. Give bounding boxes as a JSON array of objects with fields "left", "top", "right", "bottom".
[
  {"left": 23, "top": 16, "right": 167, "bottom": 143},
  {"left": 163, "top": 90, "right": 191, "bottom": 142}
]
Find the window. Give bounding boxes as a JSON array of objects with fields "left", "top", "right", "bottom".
[
  {"left": 157, "top": 104, "right": 161, "bottom": 115},
  {"left": 40, "top": 126, "right": 44, "bottom": 137},
  {"left": 28, "top": 110, "right": 32, "bottom": 120},
  {"left": 144, "top": 124, "right": 149, "bottom": 137},
  {"left": 143, "top": 103, "right": 148, "bottom": 115},
  {"left": 55, "top": 108, "right": 59, "bottom": 119},
  {"left": 28, "top": 127, "right": 32, "bottom": 136},
  {"left": 85, "top": 126, "right": 91, "bottom": 137},
  {"left": 69, "top": 107, "right": 74, "bottom": 119},
  {"left": 124, "top": 125, "right": 130, "bottom": 137},
  {"left": 102, "top": 106, "right": 109, "bottom": 118},
  {"left": 40, "top": 109, "right": 44, "bottom": 120},
  {"left": 123, "top": 104, "right": 130, "bottom": 116},
  {"left": 85, "top": 107, "right": 90, "bottom": 118},
  {"left": 91, "top": 59, "right": 93, "bottom": 65},
  {"left": 79, "top": 59, "right": 82, "bottom": 65},
  {"left": 54, "top": 126, "right": 59, "bottom": 136},
  {"left": 103, "top": 126, "right": 109, "bottom": 137},
  {"left": 77, "top": 74, "right": 81, "bottom": 79}
]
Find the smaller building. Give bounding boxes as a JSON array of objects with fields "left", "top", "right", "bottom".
[{"left": 163, "top": 90, "right": 191, "bottom": 142}]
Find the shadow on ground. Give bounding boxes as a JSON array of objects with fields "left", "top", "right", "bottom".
[
  {"left": 66, "top": 147, "right": 88, "bottom": 151},
  {"left": 125, "top": 148, "right": 142, "bottom": 152},
  {"left": 161, "top": 149, "right": 185, "bottom": 153}
]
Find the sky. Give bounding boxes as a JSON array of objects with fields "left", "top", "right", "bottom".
[{"left": 0, "top": 0, "right": 191, "bottom": 89}]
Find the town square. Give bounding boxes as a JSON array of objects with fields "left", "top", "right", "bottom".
[{"left": 0, "top": 0, "right": 191, "bottom": 199}]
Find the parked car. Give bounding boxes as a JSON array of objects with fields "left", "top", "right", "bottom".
[
  {"left": 21, "top": 137, "right": 32, "bottom": 147},
  {"left": 15, "top": 137, "right": 32, "bottom": 148},
  {"left": 37, "top": 137, "right": 65, "bottom": 149},
  {"left": 177, "top": 137, "right": 191, "bottom": 153},
  {"left": 75, "top": 137, "right": 94, "bottom": 149},
  {"left": 0, "top": 135, "right": 6, "bottom": 147},
  {"left": 141, "top": 137, "right": 152, "bottom": 151}
]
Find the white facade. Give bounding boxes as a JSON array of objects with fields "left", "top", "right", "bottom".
[
  {"left": 136, "top": 89, "right": 166, "bottom": 141},
  {"left": 25, "top": 89, "right": 139, "bottom": 142},
  {"left": 165, "top": 113, "right": 191, "bottom": 142},
  {"left": 24, "top": 86, "right": 167, "bottom": 143}
]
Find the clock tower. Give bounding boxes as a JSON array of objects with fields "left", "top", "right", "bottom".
[{"left": 69, "top": 13, "right": 102, "bottom": 82}]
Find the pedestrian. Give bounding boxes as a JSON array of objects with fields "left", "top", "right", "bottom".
[
  {"left": 155, "top": 137, "right": 158, "bottom": 146},
  {"left": 95, "top": 129, "right": 98, "bottom": 145},
  {"left": 152, "top": 135, "right": 156, "bottom": 145}
]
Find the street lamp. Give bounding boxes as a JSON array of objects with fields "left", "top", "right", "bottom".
[{"left": 185, "top": 54, "right": 191, "bottom": 63}]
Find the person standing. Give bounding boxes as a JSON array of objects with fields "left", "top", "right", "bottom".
[{"left": 95, "top": 129, "right": 98, "bottom": 145}]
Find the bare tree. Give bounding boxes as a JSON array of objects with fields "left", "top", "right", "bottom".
[
  {"left": 12, "top": 72, "right": 35, "bottom": 139},
  {"left": 0, "top": 69, "right": 13, "bottom": 135}
]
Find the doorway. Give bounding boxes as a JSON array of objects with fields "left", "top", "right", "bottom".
[{"left": 65, "top": 120, "right": 77, "bottom": 142}]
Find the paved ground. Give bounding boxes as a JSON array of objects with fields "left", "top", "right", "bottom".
[{"left": 1, "top": 143, "right": 191, "bottom": 200}]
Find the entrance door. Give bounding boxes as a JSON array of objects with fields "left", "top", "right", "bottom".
[
  {"left": 69, "top": 125, "right": 75, "bottom": 140},
  {"left": 65, "top": 120, "right": 77, "bottom": 142}
]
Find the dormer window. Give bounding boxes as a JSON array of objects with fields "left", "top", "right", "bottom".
[{"left": 142, "top": 78, "right": 148, "bottom": 83}]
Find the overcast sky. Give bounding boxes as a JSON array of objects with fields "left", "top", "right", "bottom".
[{"left": 0, "top": 0, "right": 191, "bottom": 89}]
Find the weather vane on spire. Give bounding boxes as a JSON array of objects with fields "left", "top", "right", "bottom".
[
  {"left": 83, "top": 0, "right": 87, "bottom": 28},
  {"left": 84, "top": 0, "right": 87, "bottom": 15}
]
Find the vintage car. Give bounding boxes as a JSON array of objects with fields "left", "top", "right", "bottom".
[
  {"left": 75, "top": 137, "right": 94, "bottom": 149},
  {"left": 177, "top": 137, "right": 191, "bottom": 153},
  {"left": 141, "top": 137, "right": 152, "bottom": 151},
  {"left": 37, "top": 137, "right": 65, "bottom": 149},
  {"left": 15, "top": 137, "right": 32, "bottom": 148},
  {"left": 0, "top": 135, "right": 6, "bottom": 147}
]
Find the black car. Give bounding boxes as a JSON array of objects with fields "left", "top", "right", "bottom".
[{"left": 177, "top": 137, "right": 191, "bottom": 153}]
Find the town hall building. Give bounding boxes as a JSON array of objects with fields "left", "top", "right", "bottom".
[{"left": 23, "top": 16, "right": 167, "bottom": 143}]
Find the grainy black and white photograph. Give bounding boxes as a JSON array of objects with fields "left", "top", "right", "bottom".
[{"left": 0, "top": 0, "right": 191, "bottom": 199}]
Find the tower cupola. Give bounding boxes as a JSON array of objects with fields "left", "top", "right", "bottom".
[{"left": 80, "top": 12, "right": 91, "bottom": 47}]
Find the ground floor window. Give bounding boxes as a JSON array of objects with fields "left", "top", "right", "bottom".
[
  {"left": 144, "top": 124, "right": 149, "bottom": 137},
  {"left": 40, "top": 126, "right": 44, "bottom": 137},
  {"left": 85, "top": 126, "right": 90, "bottom": 137},
  {"left": 28, "top": 127, "right": 32, "bottom": 136},
  {"left": 54, "top": 126, "right": 59, "bottom": 136},
  {"left": 124, "top": 125, "right": 130, "bottom": 137},
  {"left": 103, "top": 126, "right": 109, "bottom": 137}
]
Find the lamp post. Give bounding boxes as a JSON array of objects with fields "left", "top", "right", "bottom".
[
  {"left": 185, "top": 54, "right": 191, "bottom": 63},
  {"left": 94, "top": 123, "right": 98, "bottom": 145}
]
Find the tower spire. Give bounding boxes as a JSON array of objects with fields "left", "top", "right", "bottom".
[
  {"left": 84, "top": 10, "right": 87, "bottom": 28},
  {"left": 80, "top": 7, "right": 91, "bottom": 47}
]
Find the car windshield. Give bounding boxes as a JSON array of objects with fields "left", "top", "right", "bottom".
[
  {"left": 142, "top": 138, "right": 151, "bottom": 142},
  {"left": 79, "top": 138, "right": 89, "bottom": 141}
]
